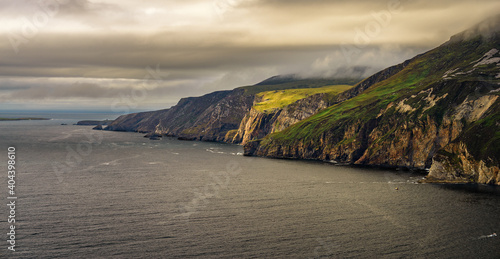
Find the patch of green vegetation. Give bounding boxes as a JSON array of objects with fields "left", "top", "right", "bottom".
[
  {"left": 253, "top": 85, "right": 353, "bottom": 113},
  {"left": 224, "top": 129, "right": 239, "bottom": 139},
  {"left": 337, "top": 135, "right": 356, "bottom": 146},
  {"left": 239, "top": 78, "right": 361, "bottom": 96},
  {"left": 257, "top": 34, "right": 500, "bottom": 151}
]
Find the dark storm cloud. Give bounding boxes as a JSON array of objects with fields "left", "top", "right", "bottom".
[
  {"left": 0, "top": 31, "right": 358, "bottom": 79},
  {"left": 1, "top": 0, "right": 499, "bottom": 110}
]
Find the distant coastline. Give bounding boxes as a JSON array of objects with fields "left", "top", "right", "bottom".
[
  {"left": 75, "top": 119, "right": 113, "bottom": 126},
  {"left": 0, "top": 117, "right": 50, "bottom": 121}
]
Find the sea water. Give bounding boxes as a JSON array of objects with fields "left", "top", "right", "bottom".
[{"left": 0, "top": 113, "right": 499, "bottom": 258}]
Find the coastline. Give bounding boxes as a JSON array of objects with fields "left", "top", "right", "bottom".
[{"left": 0, "top": 117, "right": 50, "bottom": 121}]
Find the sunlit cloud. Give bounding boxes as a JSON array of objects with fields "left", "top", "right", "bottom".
[{"left": 1, "top": 0, "right": 499, "bottom": 111}]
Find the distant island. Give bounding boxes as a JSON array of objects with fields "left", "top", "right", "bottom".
[
  {"left": 0, "top": 117, "right": 50, "bottom": 121},
  {"left": 75, "top": 120, "right": 113, "bottom": 126}
]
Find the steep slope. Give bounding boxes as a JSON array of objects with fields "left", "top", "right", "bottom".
[
  {"left": 231, "top": 86, "right": 351, "bottom": 144},
  {"left": 231, "top": 61, "right": 414, "bottom": 144},
  {"left": 105, "top": 77, "right": 360, "bottom": 141},
  {"left": 245, "top": 15, "right": 500, "bottom": 184},
  {"left": 105, "top": 90, "right": 235, "bottom": 133}
]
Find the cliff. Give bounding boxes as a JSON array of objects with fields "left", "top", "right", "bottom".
[
  {"left": 231, "top": 93, "right": 332, "bottom": 144},
  {"left": 245, "top": 15, "right": 500, "bottom": 185},
  {"left": 231, "top": 63, "right": 410, "bottom": 145},
  {"left": 105, "top": 90, "right": 253, "bottom": 141},
  {"left": 106, "top": 16, "right": 500, "bottom": 185},
  {"left": 427, "top": 97, "right": 500, "bottom": 184},
  {"left": 105, "top": 78, "right": 359, "bottom": 142}
]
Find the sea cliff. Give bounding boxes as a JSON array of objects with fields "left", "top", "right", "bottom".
[
  {"left": 106, "top": 16, "right": 500, "bottom": 185},
  {"left": 245, "top": 16, "right": 500, "bottom": 184}
]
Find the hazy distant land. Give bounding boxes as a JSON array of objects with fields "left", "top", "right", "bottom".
[
  {"left": 75, "top": 119, "right": 113, "bottom": 126},
  {"left": 0, "top": 117, "right": 50, "bottom": 121}
]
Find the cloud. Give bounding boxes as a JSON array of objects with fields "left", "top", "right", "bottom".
[
  {"left": 0, "top": 0, "right": 499, "bottom": 111},
  {"left": 0, "top": 76, "right": 204, "bottom": 111}
]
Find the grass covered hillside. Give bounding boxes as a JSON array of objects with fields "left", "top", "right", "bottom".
[
  {"left": 258, "top": 29, "right": 499, "bottom": 145},
  {"left": 253, "top": 85, "right": 353, "bottom": 113},
  {"left": 238, "top": 77, "right": 360, "bottom": 95},
  {"left": 247, "top": 15, "right": 500, "bottom": 184},
  {"left": 106, "top": 75, "right": 362, "bottom": 142}
]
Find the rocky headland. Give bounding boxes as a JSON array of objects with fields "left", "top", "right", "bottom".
[{"left": 105, "top": 15, "right": 500, "bottom": 185}]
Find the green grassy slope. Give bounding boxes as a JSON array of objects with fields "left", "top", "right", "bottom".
[
  {"left": 257, "top": 33, "right": 500, "bottom": 157},
  {"left": 253, "top": 85, "right": 353, "bottom": 113},
  {"left": 238, "top": 78, "right": 361, "bottom": 95}
]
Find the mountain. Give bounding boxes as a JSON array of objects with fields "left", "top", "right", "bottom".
[
  {"left": 104, "top": 77, "right": 362, "bottom": 142},
  {"left": 245, "top": 15, "right": 500, "bottom": 184},
  {"left": 106, "top": 15, "right": 500, "bottom": 185},
  {"left": 232, "top": 62, "right": 411, "bottom": 145}
]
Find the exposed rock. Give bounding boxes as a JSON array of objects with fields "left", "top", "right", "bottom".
[
  {"left": 232, "top": 61, "right": 413, "bottom": 145},
  {"left": 428, "top": 142, "right": 500, "bottom": 184},
  {"left": 105, "top": 77, "right": 358, "bottom": 143},
  {"left": 178, "top": 137, "right": 197, "bottom": 141},
  {"left": 106, "top": 16, "right": 500, "bottom": 185},
  {"left": 246, "top": 21, "right": 500, "bottom": 184},
  {"left": 105, "top": 89, "right": 254, "bottom": 141},
  {"left": 144, "top": 132, "right": 163, "bottom": 140},
  {"left": 243, "top": 140, "right": 261, "bottom": 156},
  {"left": 232, "top": 93, "right": 331, "bottom": 145}
]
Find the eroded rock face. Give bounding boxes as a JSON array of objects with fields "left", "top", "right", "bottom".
[
  {"left": 246, "top": 27, "right": 500, "bottom": 184},
  {"left": 105, "top": 90, "right": 255, "bottom": 141},
  {"left": 107, "top": 16, "right": 500, "bottom": 184},
  {"left": 171, "top": 90, "right": 255, "bottom": 142},
  {"left": 232, "top": 93, "right": 331, "bottom": 145},
  {"left": 429, "top": 142, "right": 500, "bottom": 184},
  {"left": 232, "top": 60, "right": 413, "bottom": 146},
  {"left": 247, "top": 85, "right": 499, "bottom": 185}
]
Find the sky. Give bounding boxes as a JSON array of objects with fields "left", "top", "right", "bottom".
[{"left": 1, "top": 0, "right": 499, "bottom": 112}]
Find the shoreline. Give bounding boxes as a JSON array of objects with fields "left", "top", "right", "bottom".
[
  {"left": 102, "top": 128, "right": 499, "bottom": 186},
  {"left": 0, "top": 117, "right": 50, "bottom": 121}
]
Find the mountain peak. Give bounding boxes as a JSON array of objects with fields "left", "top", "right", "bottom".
[
  {"left": 255, "top": 75, "right": 300, "bottom": 86},
  {"left": 448, "top": 14, "right": 500, "bottom": 44}
]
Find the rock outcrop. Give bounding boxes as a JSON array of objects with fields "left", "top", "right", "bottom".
[
  {"left": 106, "top": 89, "right": 254, "bottom": 141},
  {"left": 76, "top": 120, "right": 113, "bottom": 126},
  {"left": 106, "top": 15, "right": 500, "bottom": 185},
  {"left": 429, "top": 142, "right": 500, "bottom": 184},
  {"left": 231, "top": 61, "right": 412, "bottom": 145},
  {"left": 245, "top": 15, "right": 500, "bottom": 184},
  {"left": 231, "top": 93, "right": 331, "bottom": 144},
  {"left": 105, "top": 78, "right": 357, "bottom": 142}
]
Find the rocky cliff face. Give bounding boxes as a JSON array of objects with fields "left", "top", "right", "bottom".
[
  {"left": 429, "top": 142, "right": 500, "bottom": 184},
  {"left": 248, "top": 82, "right": 499, "bottom": 184},
  {"left": 171, "top": 90, "right": 255, "bottom": 142},
  {"left": 231, "top": 93, "right": 331, "bottom": 144},
  {"left": 107, "top": 16, "right": 500, "bottom": 185},
  {"left": 231, "top": 62, "right": 411, "bottom": 145},
  {"left": 245, "top": 16, "right": 500, "bottom": 184},
  {"left": 428, "top": 93, "right": 500, "bottom": 184},
  {"left": 106, "top": 89, "right": 254, "bottom": 141},
  {"left": 105, "top": 78, "right": 355, "bottom": 142}
]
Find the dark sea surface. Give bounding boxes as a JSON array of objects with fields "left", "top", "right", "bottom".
[{"left": 0, "top": 113, "right": 499, "bottom": 258}]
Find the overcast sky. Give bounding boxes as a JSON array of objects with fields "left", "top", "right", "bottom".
[{"left": 1, "top": 0, "right": 499, "bottom": 112}]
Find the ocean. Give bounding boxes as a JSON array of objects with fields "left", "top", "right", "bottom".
[{"left": 0, "top": 113, "right": 499, "bottom": 258}]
